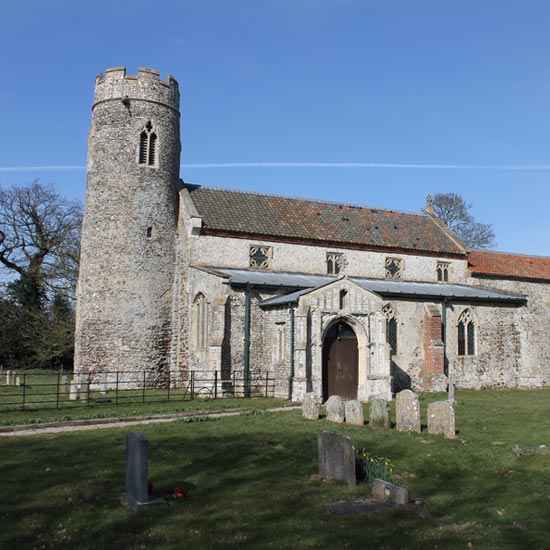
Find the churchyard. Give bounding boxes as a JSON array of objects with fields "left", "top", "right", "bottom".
[{"left": 2, "top": 388, "right": 550, "bottom": 549}]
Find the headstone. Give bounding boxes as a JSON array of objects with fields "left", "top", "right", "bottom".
[
  {"left": 60, "top": 375, "right": 68, "bottom": 394},
  {"left": 369, "top": 398, "right": 391, "bottom": 429},
  {"left": 15, "top": 375, "right": 21, "bottom": 387},
  {"left": 69, "top": 382, "right": 79, "bottom": 401},
  {"left": 100, "top": 372, "right": 108, "bottom": 395},
  {"left": 325, "top": 395, "right": 345, "bottom": 423},
  {"left": 427, "top": 400, "right": 455, "bottom": 439},
  {"left": 79, "top": 379, "right": 89, "bottom": 402},
  {"left": 372, "top": 479, "right": 410, "bottom": 505},
  {"left": 5, "top": 370, "right": 11, "bottom": 386},
  {"left": 318, "top": 430, "right": 356, "bottom": 486},
  {"left": 344, "top": 400, "right": 364, "bottom": 426},
  {"left": 122, "top": 432, "right": 166, "bottom": 507},
  {"left": 302, "top": 393, "right": 320, "bottom": 420},
  {"left": 396, "top": 389, "right": 421, "bottom": 433}
]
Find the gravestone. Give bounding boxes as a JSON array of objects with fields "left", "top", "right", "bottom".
[
  {"left": 396, "top": 390, "right": 421, "bottom": 433},
  {"left": 318, "top": 430, "right": 356, "bottom": 486},
  {"left": 15, "top": 375, "right": 21, "bottom": 387},
  {"left": 372, "top": 479, "right": 410, "bottom": 505},
  {"left": 428, "top": 400, "right": 456, "bottom": 439},
  {"left": 344, "top": 400, "right": 364, "bottom": 425},
  {"left": 79, "top": 379, "right": 89, "bottom": 402},
  {"left": 100, "top": 372, "right": 108, "bottom": 395},
  {"left": 122, "top": 432, "right": 166, "bottom": 507},
  {"left": 302, "top": 393, "right": 320, "bottom": 420},
  {"left": 60, "top": 375, "right": 68, "bottom": 394},
  {"left": 369, "top": 398, "right": 391, "bottom": 429},
  {"left": 69, "top": 382, "right": 79, "bottom": 401},
  {"left": 5, "top": 370, "right": 12, "bottom": 386},
  {"left": 325, "top": 395, "right": 345, "bottom": 423}
]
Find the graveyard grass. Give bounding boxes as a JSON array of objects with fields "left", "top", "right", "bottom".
[{"left": 2, "top": 389, "right": 550, "bottom": 549}]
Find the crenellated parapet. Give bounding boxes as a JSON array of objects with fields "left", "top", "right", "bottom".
[{"left": 93, "top": 67, "right": 179, "bottom": 111}]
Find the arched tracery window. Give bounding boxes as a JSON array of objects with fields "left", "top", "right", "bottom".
[
  {"left": 138, "top": 121, "right": 158, "bottom": 166},
  {"left": 382, "top": 304, "right": 398, "bottom": 355},
  {"left": 458, "top": 309, "right": 475, "bottom": 356},
  {"left": 193, "top": 293, "right": 210, "bottom": 350}
]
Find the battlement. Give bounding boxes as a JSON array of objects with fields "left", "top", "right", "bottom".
[{"left": 93, "top": 67, "right": 180, "bottom": 111}]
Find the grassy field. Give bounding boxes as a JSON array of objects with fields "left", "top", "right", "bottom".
[
  {"left": 2, "top": 388, "right": 550, "bottom": 549},
  {"left": 0, "top": 371, "right": 283, "bottom": 426}
]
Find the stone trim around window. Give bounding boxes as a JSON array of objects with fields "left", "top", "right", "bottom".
[
  {"left": 385, "top": 257, "right": 403, "bottom": 280},
  {"left": 249, "top": 245, "right": 273, "bottom": 270}
]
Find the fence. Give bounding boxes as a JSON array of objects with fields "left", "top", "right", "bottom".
[{"left": 0, "top": 369, "right": 278, "bottom": 412}]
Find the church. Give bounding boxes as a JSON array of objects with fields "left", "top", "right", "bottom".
[{"left": 74, "top": 67, "right": 550, "bottom": 401}]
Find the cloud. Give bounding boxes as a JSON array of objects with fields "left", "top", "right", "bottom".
[{"left": 181, "top": 162, "right": 550, "bottom": 170}]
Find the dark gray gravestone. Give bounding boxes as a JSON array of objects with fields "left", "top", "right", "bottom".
[
  {"left": 318, "top": 430, "right": 356, "bottom": 486},
  {"left": 369, "top": 398, "right": 391, "bottom": 428},
  {"left": 122, "top": 432, "right": 166, "bottom": 507}
]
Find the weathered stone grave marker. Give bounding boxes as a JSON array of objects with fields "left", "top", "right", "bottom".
[
  {"left": 396, "top": 389, "right": 421, "bottom": 433},
  {"left": 69, "top": 381, "right": 79, "bottom": 401},
  {"left": 369, "top": 398, "right": 391, "bottom": 428},
  {"left": 302, "top": 393, "right": 320, "bottom": 420},
  {"left": 100, "top": 372, "right": 108, "bottom": 395},
  {"left": 15, "top": 375, "right": 21, "bottom": 387},
  {"left": 325, "top": 395, "right": 345, "bottom": 423},
  {"left": 344, "top": 400, "right": 364, "bottom": 426},
  {"left": 122, "top": 432, "right": 166, "bottom": 507},
  {"left": 318, "top": 430, "right": 356, "bottom": 486},
  {"left": 79, "top": 378, "right": 89, "bottom": 402},
  {"left": 60, "top": 375, "right": 68, "bottom": 394},
  {"left": 428, "top": 400, "right": 455, "bottom": 439}
]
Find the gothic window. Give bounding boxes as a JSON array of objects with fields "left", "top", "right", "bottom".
[
  {"left": 382, "top": 304, "right": 398, "bottom": 354},
  {"left": 457, "top": 309, "right": 475, "bottom": 356},
  {"left": 249, "top": 245, "right": 272, "bottom": 270},
  {"left": 437, "top": 262, "right": 450, "bottom": 282},
  {"left": 327, "top": 252, "right": 345, "bottom": 275},
  {"left": 385, "top": 257, "right": 403, "bottom": 280},
  {"left": 193, "top": 293, "right": 210, "bottom": 350},
  {"left": 138, "top": 121, "right": 158, "bottom": 167}
]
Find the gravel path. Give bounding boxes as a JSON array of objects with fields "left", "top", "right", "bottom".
[{"left": 0, "top": 405, "right": 301, "bottom": 437}]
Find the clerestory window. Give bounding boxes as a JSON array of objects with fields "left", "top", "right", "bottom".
[
  {"left": 437, "top": 262, "right": 450, "bottom": 282},
  {"left": 327, "top": 252, "right": 345, "bottom": 275},
  {"left": 138, "top": 121, "right": 158, "bottom": 167}
]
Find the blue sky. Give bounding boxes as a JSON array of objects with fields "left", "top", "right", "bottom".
[{"left": 1, "top": 0, "right": 550, "bottom": 255}]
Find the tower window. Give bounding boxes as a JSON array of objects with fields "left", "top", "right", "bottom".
[
  {"left": 458, "top": 309, "right": 475, "bottom": 356},
  {"left": 193, "top": 293, "right": 210, "bottom": 350},
  {"left": 138, "top": 121, "right": 158, "bottom": 167}
]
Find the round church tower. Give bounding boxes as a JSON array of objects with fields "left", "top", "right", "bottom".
[{"left": 74, "top": 67, "right": 181, "bottom": 386}]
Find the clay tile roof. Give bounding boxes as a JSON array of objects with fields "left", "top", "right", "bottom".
[
  {"left": 186, "top": 185, "right": 465, "bottom": 256},
  {"left": 468, "top": 250, "right": 550, "bottom": 282}
]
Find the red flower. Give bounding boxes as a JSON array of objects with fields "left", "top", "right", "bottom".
[{"left": 172, "top": 486, "right": 185, "bottom": 499}]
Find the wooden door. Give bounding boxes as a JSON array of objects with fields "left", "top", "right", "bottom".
[{"left": 322, "top": 321, "right": 358, "bottom": 400}]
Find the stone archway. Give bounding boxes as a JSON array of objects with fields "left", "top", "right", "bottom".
[{"left": 322, "top": 320, "right": 358, "bottom": 400}]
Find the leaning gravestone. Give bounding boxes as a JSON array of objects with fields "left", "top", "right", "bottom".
[
  {"left": 302, "top": 393, "right": 320, "bottom": 420},
  {"left": 344, "top": 400, "right": 364, "bottom": 426},
  {"left": 318, "top": 430, "right": 356, "bottom": 486},
  {"left": 396, "top": 390, "right": 421, "bottom": 433},
  {"left": 325, "top": 395, "right": 345, "bottom": 423},
  {"left": 369, "top": 398, "right": 391, "bottom": 429},
  {"left": 122, "top": 432, "right": 166, "bottom": 507},
  {"left": 428, "top": 400, "right": 455, "bottom": 439}
]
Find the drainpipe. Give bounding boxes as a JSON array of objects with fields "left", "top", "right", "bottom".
[
  {"left": 288, "top": 305, "right": 295, "bottom": 401},
  {"left": 243, "top": 285, "right": 251, "bottom": 398},
  {"left": 442, "top": 298, "right": 454, "bottom": 401}
]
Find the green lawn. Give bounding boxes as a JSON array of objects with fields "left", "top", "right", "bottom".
[{"left": 2, "top": 388, "right": 550, "bottom": 549}]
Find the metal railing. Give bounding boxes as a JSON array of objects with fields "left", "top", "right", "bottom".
[{"left": 0, "top": 370, "right": 277, "bottom": 412}]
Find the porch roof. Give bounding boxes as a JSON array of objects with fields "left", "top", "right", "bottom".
[{"left": 200, "top": 267, "right": 527, "bottom": 306}]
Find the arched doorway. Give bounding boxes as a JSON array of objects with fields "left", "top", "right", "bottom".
[{"left": 322, "top": 320, "right": 358, "bottom": 400}]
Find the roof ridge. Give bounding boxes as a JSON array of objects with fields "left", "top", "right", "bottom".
[
  {"left": 469, "top": 249, "right": 550, "bottom": 261},
  {"left": 183, "top": 182, "right": 429, "bottom": 219}
]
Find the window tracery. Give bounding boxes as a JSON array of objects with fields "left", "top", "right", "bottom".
[{"left": 458, "top": 309, "right": 475, "bottom": 356}]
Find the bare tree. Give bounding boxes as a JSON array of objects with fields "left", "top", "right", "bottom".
[
  {"left": 0, "top": 180, "right": 82, "bottom": 306},
  {"left": 428, "top": 193, "right": 496, "bottom": 250}
]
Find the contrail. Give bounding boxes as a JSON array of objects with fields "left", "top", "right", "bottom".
[{"left": 2, "top": 162, "right": 550, "bottom": 172}]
